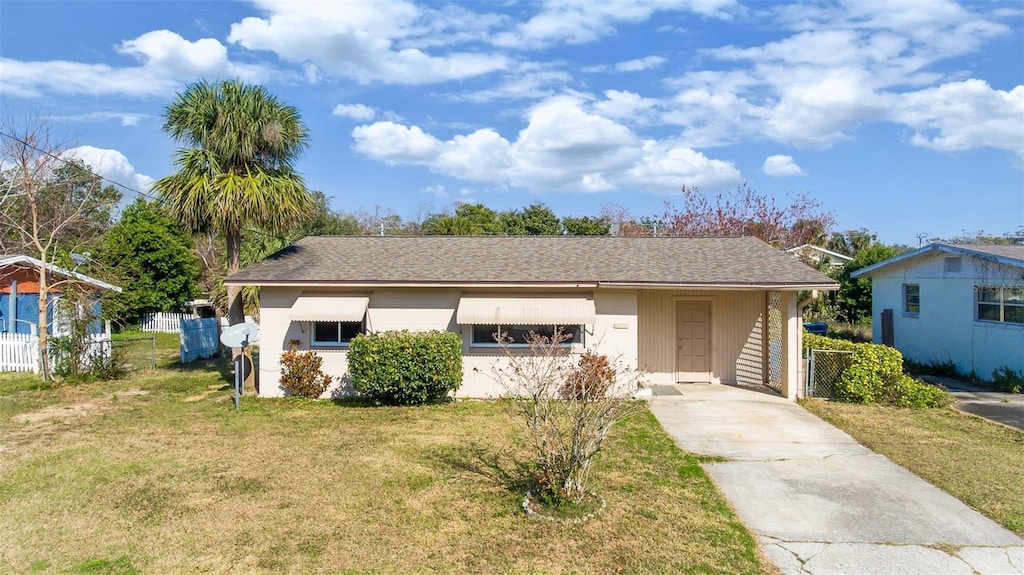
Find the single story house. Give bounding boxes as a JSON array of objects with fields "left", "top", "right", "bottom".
[
  {"left": 226, "top": 236, "right": 838, "bottom": 400},
  {"left": 785, "top": 244, "right": 853, "bottom": 269},
  {"left": 851, "top": 243, "right": 1024, "bottom": 378},
  {"left": 0, "top": 254, "right": 121, "bottom": 336}
]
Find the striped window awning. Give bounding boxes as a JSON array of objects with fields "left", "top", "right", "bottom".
[
  {"left": 290, "top": 294, "right": 369, "bottom": 322},
  {"left": 456, "top": 296, "right": 595, "bottom": 326}
]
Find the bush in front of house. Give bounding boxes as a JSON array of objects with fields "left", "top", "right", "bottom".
[
  {"left": 280, "top": 340, "right": 333, "bottom": 398},
  {"left": 561, "top": 351, "right": 616, "bottom": 400},
  {"left": 803, "top": 333, "right": 951, "bottom": 408},
  {"left": 347, "top": 330, "right": 463, "bottom": 405}
]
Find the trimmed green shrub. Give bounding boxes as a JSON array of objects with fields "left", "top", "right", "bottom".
[
  {"left": 280, "top": 340, "right": 333, "bottom": 398},
  {"left": 347, "top": 330, "right": 463, "bottom": 405},
  {"left": 991, "top": 366, "right": 1024, "bottom": 394},
  {"left": 881, "top": 374, "right": 953, "bottom": 408},
  {"left": 803, "top": 333, "right": 951, "bottom": 408}
]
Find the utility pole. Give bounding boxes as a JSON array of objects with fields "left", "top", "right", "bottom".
[{"left": 915, "top": 232, "right": 929, "bottom": 247}]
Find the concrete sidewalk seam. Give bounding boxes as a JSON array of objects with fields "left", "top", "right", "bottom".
[{"left": 702, "top": 452, "right": 872, "bottom": 463}]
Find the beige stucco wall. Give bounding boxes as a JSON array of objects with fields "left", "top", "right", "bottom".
[
  {"left": 637, "top": 289, "right": 766, "bottom": 386},
  {"left": 257, "top": 287, "right": 639, "bottom": 398}
]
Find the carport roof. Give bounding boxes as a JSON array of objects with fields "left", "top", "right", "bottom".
[{"left": 227, "top": 236, "right": 838, "bottom": 290}]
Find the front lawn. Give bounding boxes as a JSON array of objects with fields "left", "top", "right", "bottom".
[
  {"left": 802, "top": 399, "right": 1024, "bottom": 536},
  {"left": 0, "top": 364, "right": 771, "bottom": 574}
]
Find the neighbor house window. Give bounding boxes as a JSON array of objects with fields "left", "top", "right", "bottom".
[
  {"left": 976, "top": 286, "right": 1024, "bottom": 325},
  {"left": 470, "top": 324, "right": 583, "bottom": 347},
  {"left": 903, "top": 284, "right": 920, "bottom": 315},
  {"left": 312, "top": 320, "right": 364, "bottom": 346}
]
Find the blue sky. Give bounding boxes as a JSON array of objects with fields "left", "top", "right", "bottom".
[{"left": 1, "top": 0, "right": 1021, "bottom": 246}]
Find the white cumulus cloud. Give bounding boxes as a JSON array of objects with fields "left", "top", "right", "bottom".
[
  {"left": 0, "top": 30, "right": 270, "bottom": 97},
  {"left": 492, "top": 0, "right": 734, "bottom": 49},
  {"left": 895, "top": 80, "right": 1024, "bottom": 159},
  {"left": 657, "top": 0, "right": 1017, "bottom": 155},
  {"left": 762, "top": 155, "right": 805, "bottom": 176},
  {"left": 66, "top": 146, "right": 155, "bottom": 198},
  {"left": 227, "top": 0, "right": 511, "bottom": 84},
  {"left": 47, "top": 112, "right": 149, "bottom": 127},
  {"left": 351, "top": 95, "right": 742, "bottom": 193},
  {"left": 615, "top": 55, "right": 667, "bottom": 72},
  {"left": 333, "top": 104, "right": 377, "bottom": 121}
]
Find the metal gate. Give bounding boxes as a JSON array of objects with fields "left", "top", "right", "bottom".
[
  {"left": 806, "top": 349, "right": 853, "bottom": 398},
  {"left": 766, "top": 291, "right": 783, "bottom": 392}
]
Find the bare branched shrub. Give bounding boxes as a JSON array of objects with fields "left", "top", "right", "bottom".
[{"left": 493, "top": 331, "right": 644, "bottom": 503}]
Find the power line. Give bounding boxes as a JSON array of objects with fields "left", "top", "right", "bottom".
[
  {"left": 0, "top": 128, "right": 163, "bottom": 203},
  {"left": 1, "top": 129, "right": 295, "bottom": 245}
]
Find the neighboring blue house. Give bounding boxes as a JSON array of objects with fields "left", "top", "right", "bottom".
[
  {"left": 0, "top": 255, "right": 121, "bottom": 336},
  {"left": 851, "top": 243, "right": 1024, "bottom": 379}
]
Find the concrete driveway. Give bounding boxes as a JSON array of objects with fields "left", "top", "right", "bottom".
[
  {"left": 922, "top": 376, "right": 1024, "bottom": 431},
  {"left": 650, "top": 384, "right": 1024, "bottom": 575}
]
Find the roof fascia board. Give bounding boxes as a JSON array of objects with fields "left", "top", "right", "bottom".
[
  {"left": 786, "top": 244, "right": 853, "bottom": 262},
  {"left": 225, "top": 279, "right": 838, "bottom": 291},
  {"left": 224, "top": 281, "right": 602, "bottom": 289},
  {"left": 598, "top": 282, "right": 839, "bottom": 291},
  {"left": 0, "top": 255, "right": 122, "bottom": 292}
]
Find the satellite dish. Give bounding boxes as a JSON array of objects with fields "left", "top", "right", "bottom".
[
  {"left": 221, "top": 321, "right": 259, "bottom": 411},
  {"left": 220, "top": 321, "right": 260, "bottom": 348}
]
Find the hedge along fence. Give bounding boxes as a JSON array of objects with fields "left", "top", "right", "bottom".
[
  {"left": 803, "top": 333, "right": 951, "bottom": 408},
  {"left": 347, "top": 330, "right": 463, "bottom": 405}
]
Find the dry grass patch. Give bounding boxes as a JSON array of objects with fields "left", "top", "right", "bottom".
[
  {"left": 0, "top": 364, "right": 770, "bottom": 574},
  {"left": 802, "top": 399, "right": 1024, "bottom": 535}
]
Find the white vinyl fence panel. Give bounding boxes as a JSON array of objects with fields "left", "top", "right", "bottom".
[
  {"left": 142, "top": 312, "right": 198, "bottom": 333},
  {"left": 0, "top": 332, "right": 39, "bottom": 373}
]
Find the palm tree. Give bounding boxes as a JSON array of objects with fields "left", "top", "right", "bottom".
[{"left": 154, "top": 80, "right": 315, "bottom": 325}]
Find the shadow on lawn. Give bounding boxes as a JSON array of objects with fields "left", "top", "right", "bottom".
[
  {"left": 431, "top": 441, "right": 538, "bottom": 496},
  {"left": 162, "top": 355, "right": 234, "bottom": 381}
]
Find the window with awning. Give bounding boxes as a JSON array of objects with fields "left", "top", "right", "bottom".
[
  {"left": 457, "top": 296, "right": 594, "bottom": 347},
  {"left": 455, "top": 296, "right": 596, "bottom": 326},
  {"left": 289, "top": 294, "right": 369, "bottom": 323},
  {"left": 290, "top": 294, "right": 370, "bottom": 347}
]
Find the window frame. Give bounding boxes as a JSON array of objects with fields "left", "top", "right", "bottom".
[
  {"left": 310, "top": 318, "right": 365, "bottom": 348},
  {"left": 469, "top": 324, "right": 584, "bottom": 348},
  {"left": 902, "top": 284, "right": 920, "bottom": 316},
  {"left": 975, "top": 286, "right": 1024, "bottom": 326}
]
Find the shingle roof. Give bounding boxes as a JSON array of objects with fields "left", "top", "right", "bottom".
[
  {"left": 852, "top": 243, "right": 1024, "bottom": 278},
  {"left": 227, "top": 236, "right": 837, "bottom": 289},
  {"left": 957, "top": 244, "right": 1024, "bottom": 262}
]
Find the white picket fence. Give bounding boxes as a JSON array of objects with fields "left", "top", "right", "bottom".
[
  {"left": 0, "top": 332, "right": 113, "bottom": 374},
  {"left": 141, "top": 312, "right": 198, "bottom": 333},
  {"left": 0, "top": 332, "right": 39, "bottom": 372}
]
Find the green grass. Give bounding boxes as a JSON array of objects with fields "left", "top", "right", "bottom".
[
  {"left": 802, "top": 399, "right": 1024, "bottom": 536},
  {"left": 0, "top": 360, "right": 770, "bottom": 574},
  {"left": 0, "top": 372, "right": 56, "bottom": 396}
]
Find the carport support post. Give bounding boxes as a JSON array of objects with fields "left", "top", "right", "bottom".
[{"left": 780, "top": 291, "right": 800, "bottom": 400}]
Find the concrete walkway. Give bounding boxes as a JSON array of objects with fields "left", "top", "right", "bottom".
[{"left": 650, "top": 384, "right": 1024, "bottom": 575}]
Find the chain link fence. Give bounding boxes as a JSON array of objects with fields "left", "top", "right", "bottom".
[{"left": 806, "top": 349, "right": 853, "bottom": 399}]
